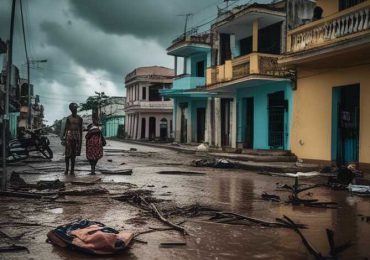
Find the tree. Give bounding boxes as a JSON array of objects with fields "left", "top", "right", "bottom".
[{"left": 79, "top": 92, "right": 109, "bottom": 122}]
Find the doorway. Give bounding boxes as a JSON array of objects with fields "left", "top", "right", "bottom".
[
  {"left": 197, "top": 108, "right": 206, "bottom": 143},
  {"left": 160, "top": 118, "right": 168, "bottom": 140},
  {"left": 332, "top": 84, "right": 360, "bottom": 165},
  {"left": 221, "top": 98, "right": 232, "bottom": 147},
  {"left": 149, "top": 117, "right": 156, "bottom": 140},
  {"left": 268, "top": 91, "right": 286, "bottom": 149},
  {"left": 180, "top": 103, "right": 188, "bottom": 143},
  {"left": 245, "top": 97, "right": 254, "bottom": 149},
  {"left": 141, "top": 118, "right": 146, "bottom": 139}
]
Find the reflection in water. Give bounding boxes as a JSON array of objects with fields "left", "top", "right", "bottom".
[{"left": 213, "top": 175, "right": 254, "bottom": 212}]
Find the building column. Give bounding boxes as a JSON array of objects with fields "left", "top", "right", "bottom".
[
  {"left": 231, "top": 97, "right": 237, "bottom": 149},
  {"left": 146, "top": 86, "right": 150, "bottom": 101},
  {"left": 133, "top": 114, "right": 138, "bottom": 140},
  {"left": 187, "top": 102, "right": 192, "bottom": 143},
  {"left": 145, "top": 116, "right": 149, "bottom": 139},
  {"left": 175, "top": 104, "right": 181, "bottom": 142},
  {"left": 252, "top": 18, "right": 259, "bottom": 52},
  {"left": 214, "top": 98, "right": 222, "bottom": 148},
  {"left": 205, "top": 97, "right": 212, "bottom": 144},
  {"left": 127, "top": 114, "right": 131, "bottom": 137},
  {"left": 156, "top": 116, "right": 161, "bottom": 138},
  {"left": 137, "top": 114, "right": 142, "bottom": 139},
  {"left": 174, "top": 56, "right": 178, "bottom": 76}
]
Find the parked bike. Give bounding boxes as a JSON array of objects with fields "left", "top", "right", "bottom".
[{"left": 8, "top": 128, "right": 53, "bottom": 160}]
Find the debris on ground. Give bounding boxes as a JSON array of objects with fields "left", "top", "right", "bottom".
[
  {"left": 46, "top": 219, "right": 133, "bottom": 255},
  {"left": 191, "top": 158, "right": 236, "bottom": 169},
  {"left": 0, "top": 244, "right": 29, "bottom": 253},
  {"left": 348, "top": 184, "right": 370, "bottom": 196},
  {"left": 70, "top": 176, "right": 102, "bottom": 185},
  {"left": 261, "top": 192, "right": 281, "bottom": 202},
  {"left": 100, "top": 169, "right": 133, "bottom": 175},
  {"left": 196, "top": 143, "right": 209, "bottom": 152},
  {"left": 281, "top": 215, "right": 352, "bottom": 259},
  {"left": 159, "top": 241, "right": 187, "bottom": 248},
  {"left": 9, "top": 172, "right": 65, "bottom": 191},
  {"left": 209, "top": 212, "right": 307, "bottom": 229},
  {"left": 282, "top": 178, "right": 337, "bottom": 209},
  {"left": 36, "top": 180, "right": 65, "bottom": 190},
  {"left": 157, "top": 171, "right": 205, "bottom": 176},
  {"left": 107, "top": 159, "right": 113, "bottom": 162},
  {"left": 130, "top": 148, "right": 138, "bottom": 151},
  {"left": 59, "top": 186, "right": 108, "bottom": 196}
]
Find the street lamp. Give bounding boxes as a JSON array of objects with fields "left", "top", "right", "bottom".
[{"left": 27, "top": 59, "right": 47, "bottom": 129}]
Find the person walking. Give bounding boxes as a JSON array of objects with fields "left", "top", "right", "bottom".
[
  {"left": 62, "top": 103, "right": 83, "bottom": 175},
  {"left": 86, "top": 118, "right": 105, "bottom": 175}
]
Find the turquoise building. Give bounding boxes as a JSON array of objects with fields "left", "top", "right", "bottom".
[
  {"left": 203, "top": 2, "right": 295, "bottom": 150},
  {"left": 161, "top": 34, "right": 212, "bottom": 143}
]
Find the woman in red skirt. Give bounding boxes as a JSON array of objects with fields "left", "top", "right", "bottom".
[{"left": 86, "top": 119, "right": 106, "bottom": 175}]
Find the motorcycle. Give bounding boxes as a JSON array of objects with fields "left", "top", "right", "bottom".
[{"left": 8, "top": 128, "right": 53, "bottom": 160}]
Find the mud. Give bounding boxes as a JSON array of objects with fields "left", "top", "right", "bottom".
[{"left": 1, "top": 136, "right": 370, "bottom": 259}]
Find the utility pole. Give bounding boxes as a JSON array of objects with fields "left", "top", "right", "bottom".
[
  {"left": 2, "top": 0, "right": 16, "bottom": 191},
  {"left": 177, "top": 13, "right": 193, "bottom": 75},
  {"left": 177, "top": 13, "right": 193, "bottom": 37}
]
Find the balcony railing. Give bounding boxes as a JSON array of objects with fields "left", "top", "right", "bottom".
[
  {"left": 171, "top": 32, "right": 211, "bottom": 46},
  {"left": 125, "top": 100, "right": 172, "bottom": 109},
  {"left": 288, "top": 1, "right": 370, "bottom": 53},
  {"left": 173, "top": 74, "right": 206, "bottom": 90},
  {"left": 206, "top": 53, "right": 292, "bottom": 86}
]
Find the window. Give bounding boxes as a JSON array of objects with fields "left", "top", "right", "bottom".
[
  {"left": 239, "top": 36, "right": 252, "bottom": 56},
  {"left": 142, "top": 87, "right": 146, "bottom": 100},
  {"left": 339, "top": 0, "right": 365, "bottom": 11},
  {"left": 258, "top": 22, "right": 282, "bottom": 55},
  {"left": 149, "top": 85, "right": 162, "bottom": 101},
  {"left": 196, "top": 60, "right": 205, "bottom": 77}
]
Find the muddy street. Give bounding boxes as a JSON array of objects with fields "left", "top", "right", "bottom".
[{"left": 0, "top": 135, "right": 369, "bottom": 260}]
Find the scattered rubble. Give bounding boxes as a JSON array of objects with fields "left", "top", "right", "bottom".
[
  {"left": 157, "top": 171, "right": 205, "bottom": 176},
  {"left": 261, "top": 192, "right": 280, "bottom": 202},
  {"left": 100, "top": 169, "right": 133, "bottom": 175},
  {"left": 192, "top": 158, "right": 236, "bottom": 168}
]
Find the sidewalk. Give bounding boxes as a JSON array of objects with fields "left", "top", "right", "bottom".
[{"left": 114, "top": 139, "right": 321, "bottom": 173}]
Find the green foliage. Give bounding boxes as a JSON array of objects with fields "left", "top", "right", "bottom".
[{"left": 79, "top": 92, "right": 109, "bottom": 112}]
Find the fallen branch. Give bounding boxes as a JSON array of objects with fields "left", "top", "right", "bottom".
[
  {"left": 139, "top": 196, "right": 188, "bottom": 235},
  {"left": 0, "top": 244, "right": 29, "bottom": 253}
]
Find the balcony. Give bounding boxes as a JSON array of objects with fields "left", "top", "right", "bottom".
[
  {"left": 173, "top": 74, "right": 206, "bottom": 90},
  {"left": 287, "top": 1, "right": 370, "bottom": 53},
  {"left": 167, "top": 33, "right": 211, "bottom": 57},
  {"left": 206, "top": 53, "right": 292, "bottom": 87},
  {"left": 125, "top": 100, "right": 172, "bottom": 112}
]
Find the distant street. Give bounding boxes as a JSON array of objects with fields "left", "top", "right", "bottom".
[{"left": 0, "top": 134, "right": 369, "bottom": 259}]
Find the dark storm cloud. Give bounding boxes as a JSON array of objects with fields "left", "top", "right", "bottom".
[{"left": 68, "top": 0, "right": 220, "bottom": 45}]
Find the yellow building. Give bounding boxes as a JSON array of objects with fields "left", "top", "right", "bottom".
[{"left": 280, "top": 0, "right": 370, "bottom": 170}]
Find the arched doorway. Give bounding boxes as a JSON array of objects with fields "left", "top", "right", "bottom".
[{"left": 160, "top": 118, "right": 168, "bottom": 140}]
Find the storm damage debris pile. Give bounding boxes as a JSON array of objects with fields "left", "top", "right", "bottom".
[
  {"left": 46, "top": 219, "right": 134, "bottom": 255},
  {"left": 191, "top": 158, "right": 236, "bottom": 168},
  {"left": 279, "top": 177, "right": 337, "bottom": 209}
]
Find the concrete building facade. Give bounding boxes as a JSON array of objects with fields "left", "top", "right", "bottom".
[
  {"left": 280, "top": 0, "right": 370, "bottom": 169},
  {"left": 124, "top": 66, "right": 174, "bottom": 140}
]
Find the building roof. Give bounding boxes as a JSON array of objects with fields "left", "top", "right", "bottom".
[{"left": 125, "top": 66, "right": 174, "bottom": 83}]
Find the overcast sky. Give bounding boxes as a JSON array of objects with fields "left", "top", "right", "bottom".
[{"left": 0, "top": 0, "right": 269, "bottom": 124}]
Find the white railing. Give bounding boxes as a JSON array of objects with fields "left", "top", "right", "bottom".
[{"left": 289, "top": 2, "right": 370, "bottom": 52}]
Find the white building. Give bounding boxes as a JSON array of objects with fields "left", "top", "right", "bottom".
[{"left": 124, "top": 66, "right": 174, "bottom": 140}]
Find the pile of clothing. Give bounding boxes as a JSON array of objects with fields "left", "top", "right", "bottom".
[{"left": 47, "top": 219, "right": 133, "bottom": 255}]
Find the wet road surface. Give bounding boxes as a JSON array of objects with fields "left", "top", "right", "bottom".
[{"left": 1, "top": 135, "right": 370, "bottom": 259}]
